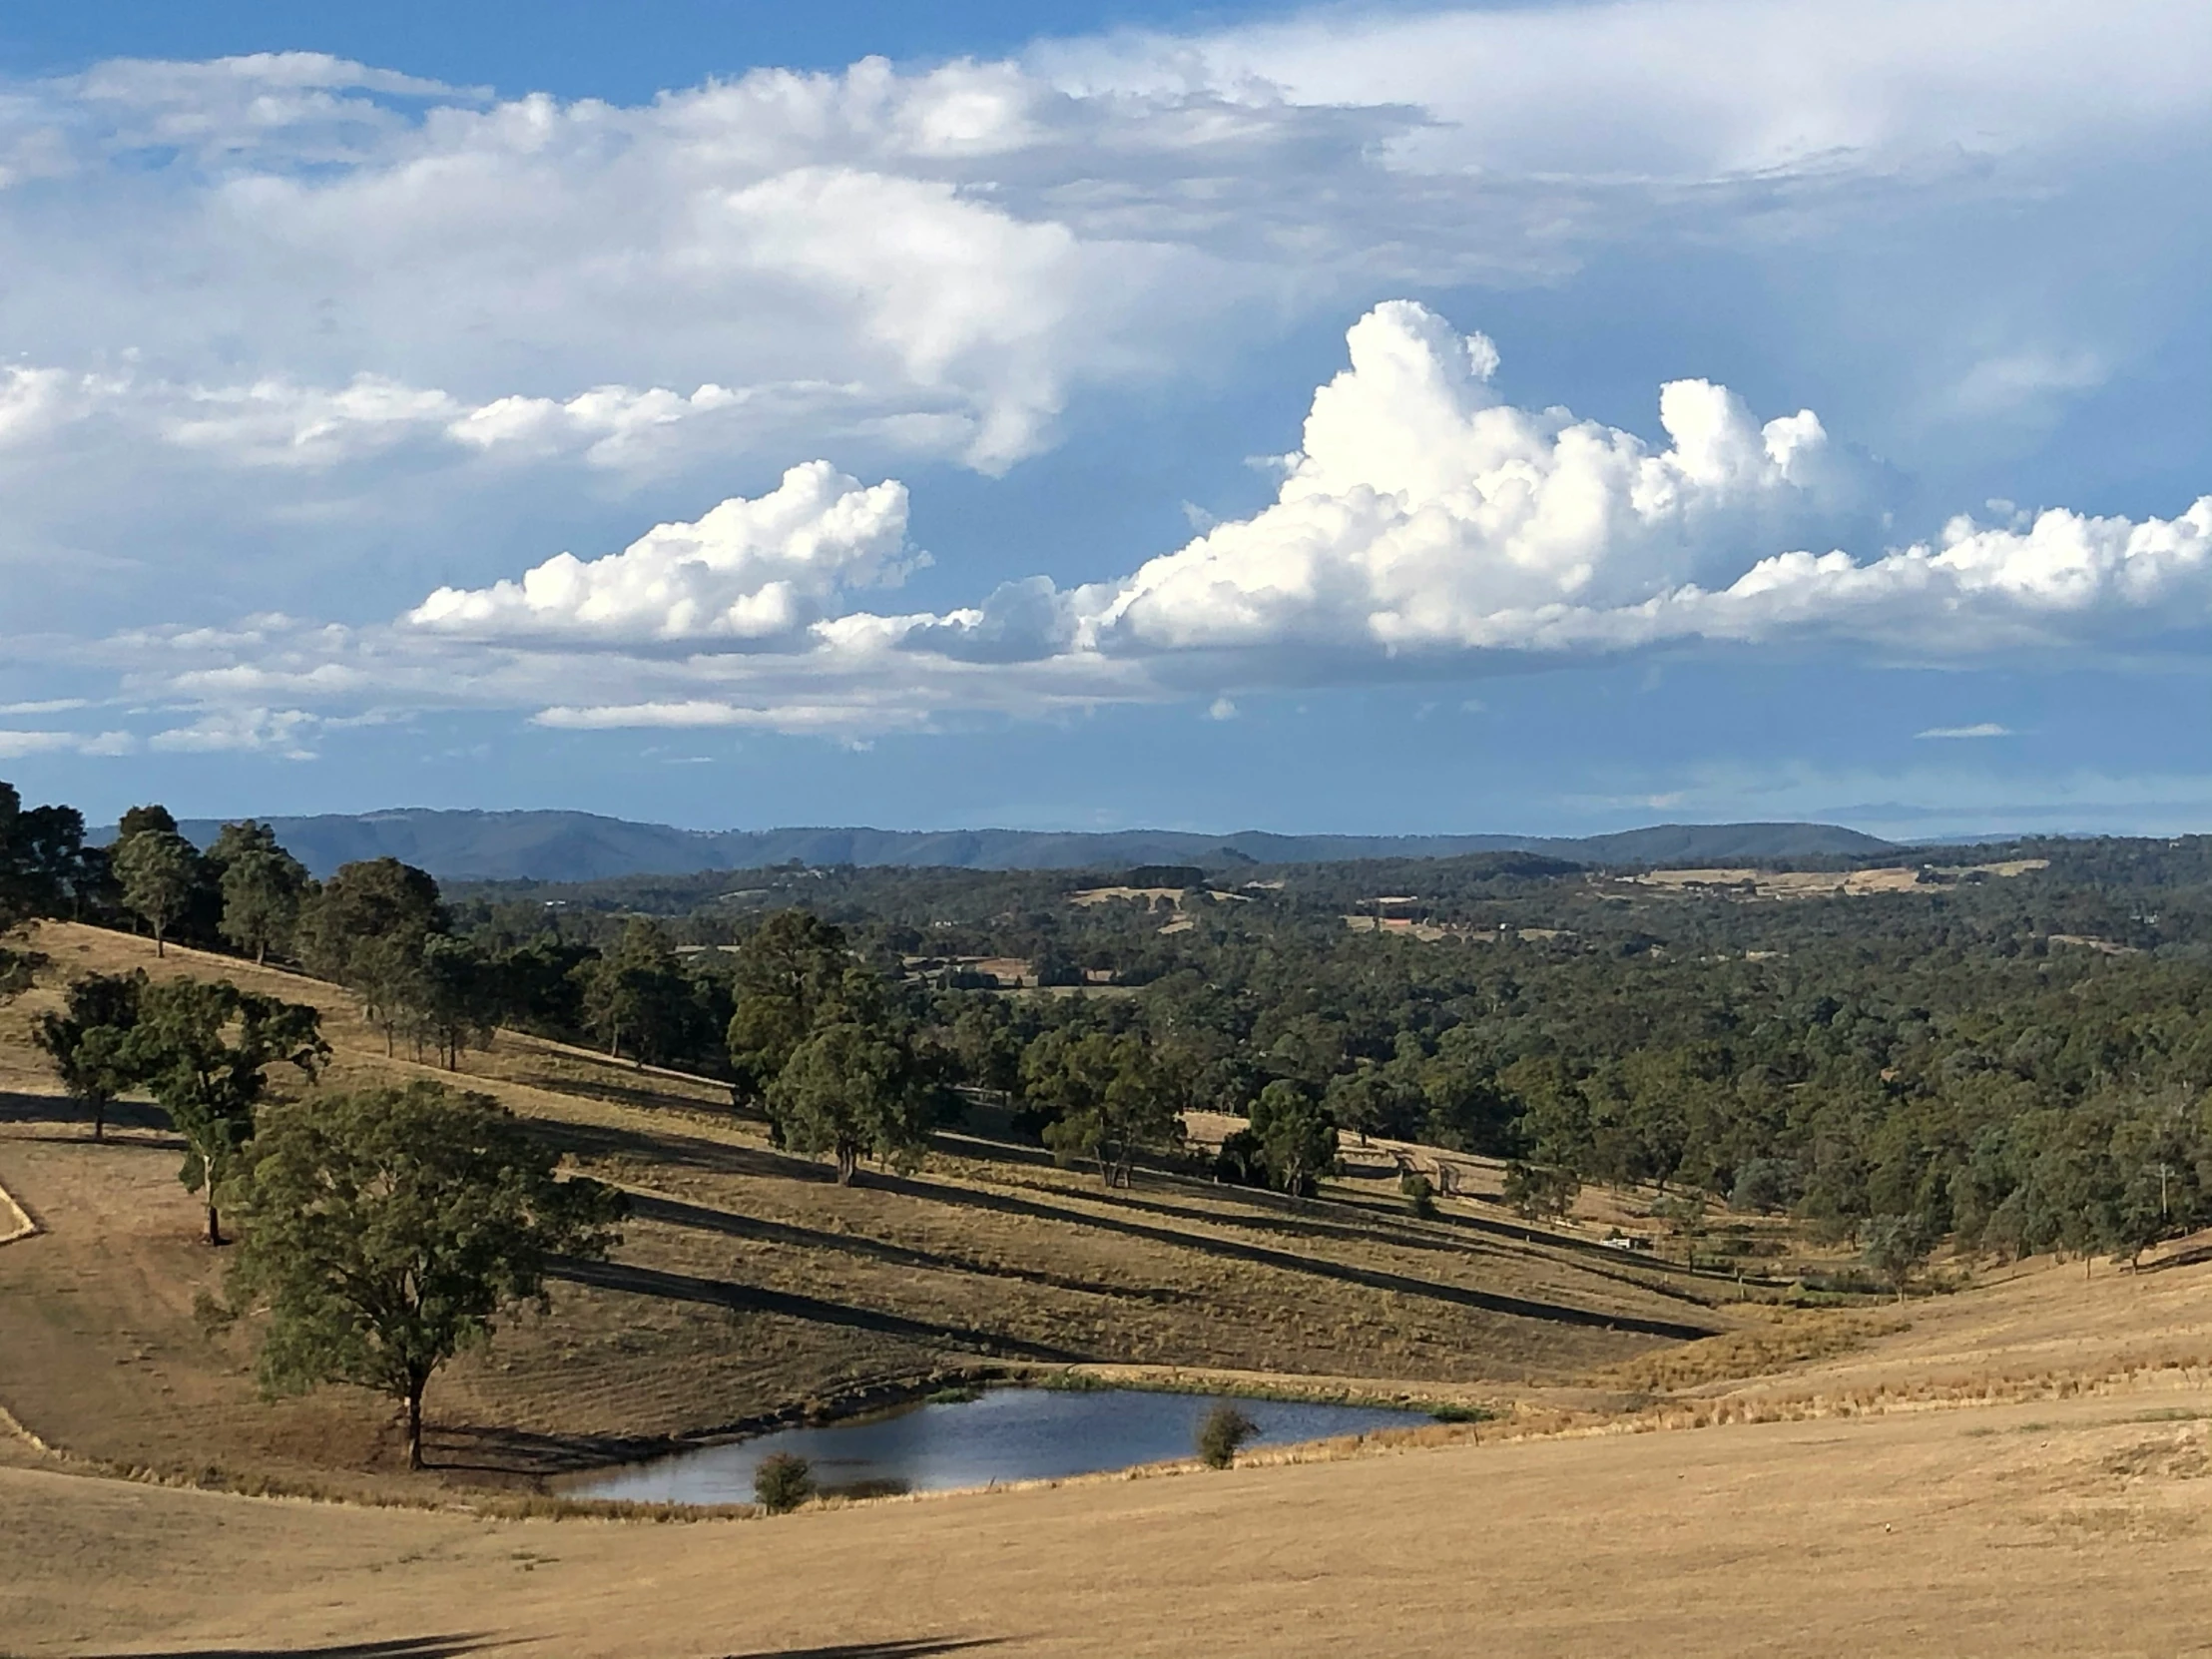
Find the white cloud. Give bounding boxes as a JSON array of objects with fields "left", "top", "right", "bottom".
[
  {"left": 76, "top": 300, "right": 2204, "bottom": 749},
  {"left": 405, "top": 461, "right": 911, "bottom": 645},
  {"left": 146, "top": 707, "right": 320, "bottom": 759},
  {"left": 534, "top": 700, "right": 932, "bottom": 736},
  {"left": 1044, "top": 0, "right": 2209, "bottom": 177},
  {"left": 1917, "top": 723, "right": 2014, "bottom": 740},
  {"left": 0, "top": 727, "right": 135, "bottom": 759},
  {"left": 1083, "top": 301, "right": 1877, "bottom": 657}
]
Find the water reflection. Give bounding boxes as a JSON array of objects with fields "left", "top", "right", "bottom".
[{"left": 565, "top": 1386, "right": 1426, "bottom": 1504}]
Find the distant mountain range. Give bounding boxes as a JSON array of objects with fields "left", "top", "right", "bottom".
[{"left": 125, "top": 809, "right": 1896, "bottom": 882}]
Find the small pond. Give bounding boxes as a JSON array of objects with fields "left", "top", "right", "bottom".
[{"left": 563, "top": 1386, "right": 1429, "bottom": 1504}]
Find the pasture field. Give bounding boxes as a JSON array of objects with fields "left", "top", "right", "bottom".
[
  {"left": 5, "top": 920, "right": 2210, "bottom": 1656},
  {"left": 0, "top": 922, "right": 1717, "bottom": 1502}
]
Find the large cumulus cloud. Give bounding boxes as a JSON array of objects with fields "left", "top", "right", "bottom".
[{"left": 62, "top": 301, "right": 2203, "bottom": 749}]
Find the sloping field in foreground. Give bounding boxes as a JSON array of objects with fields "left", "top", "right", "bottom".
[
  {"left": 0, "top": 922, "right": 1713, "bottom": 1500},
  {"left": 4, "top": 1345, "right": 2210, "bottom": 1658}
]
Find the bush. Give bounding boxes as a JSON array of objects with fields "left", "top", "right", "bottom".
[
  {"left": 1501, "top": 1160, "right": 1581, "bottom": 1220},
  {"left": 753, "top": 1451, "right": 816, "bottom": 1513},
  {"left": 1730, "top": 1157, "right": 1803, "bottom": 1214},
  {"left": 1399, "top": 1171, "right": 1438, "bottom": 1219},
  {"left": 1196, "top": 1402, "right": 1259, "bottom": 1469}
]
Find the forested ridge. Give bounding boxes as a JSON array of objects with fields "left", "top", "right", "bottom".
[{"left": 10, "top": 776, "right": 2211, "bottom": 1273}]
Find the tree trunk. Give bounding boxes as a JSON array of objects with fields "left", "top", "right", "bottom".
[
  {"left": 835, "top": 1145, "right": 857, "bottom": 1185},
  {"left": 406, "top": 1382, "right": 425, "bottom": 1470},
  {"left": 153, "top": 923, "right": 166, "bottom": 958},
  {"left": 205, "top": 1200, "right": 224, "bottom": 1248},
  {"left": 92, "top": 1098, "right": 105, "bottom": 1143},
  {"left": 256, "top": 941, "right": 267, "bottom": 966}
]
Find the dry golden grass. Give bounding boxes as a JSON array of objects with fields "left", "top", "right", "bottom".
[
  {"left": 5, "top": 1374, "right": 2211, "bottom": 1656},
  {"left": 1620, "top": 858, "right": 2048, "bottom": 901},
  {"left": 1587, "top": 1309, "right": 1915, "bottom": 1394},
  {"left": 0, "top": 921, "right": 1721, "bottom": 1503},
  {"left": 8, "top": 925, "right": 2212, "bottom": 1655}
]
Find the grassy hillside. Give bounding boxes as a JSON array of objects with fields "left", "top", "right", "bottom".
[
  {"left": 0, "top": 921, "right": 1728, "bottom": 1499},
  {"left": 5, "top": 1248, "right": 2209, "bottom": 1657},
  {"left": 8, "top": 924, "right": 2212, "bottom": 1656}
]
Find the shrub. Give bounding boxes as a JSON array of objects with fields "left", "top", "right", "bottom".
[
  {"left": 1399, "top": 1171, "right": 1438, "bottom": 1219},
  {"left": 1501, "top": 1160, "right": 1581, "bottom": 1221},
  {"left": 1730, "top": 1157, "right": 1803, "bottom": 1214},
  {"left": 1428, "top": 1402, "right": 1489, "bottom": 1424},
  {"left": 1196, "top": 1403, "right": 1259, "bottom": 1469},
  {"left": 753, "top": 1452, "right": 816, "bottom": 1513}
]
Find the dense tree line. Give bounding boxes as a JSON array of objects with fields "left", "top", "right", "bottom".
[{"left": 9, "top": 775, "right": 2212, "bottom": 1263}]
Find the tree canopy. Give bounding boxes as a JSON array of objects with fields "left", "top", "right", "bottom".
[{"left": 226, "top": 1082, "right": 625, "bottom": 1468}]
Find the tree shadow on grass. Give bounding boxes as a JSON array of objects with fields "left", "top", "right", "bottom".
[
  {"left": 721, "top": 1642, "right": 1002, "bottom": 1659},
  {"left": 869, "top": 1170, "right": 1718, "bottom": 1343},
  {"left": 76, "top": 1638, "right": 495, "bottom": 1659},
  {"left": 529, "top": 1116, "right": 821, "bottom": 1183},
  {"left": 627, "top": 1192, "right": 1197, "bottom": 1307},
  {"left": 0, "top": 1088, "right": 175, "bottom": 1140},
  {"left": 546, "top": 1256, "right": 1087, "bottom": 1364},
  {"left": 414, "top": 1421, "right": 678, "bottom": 1478}
]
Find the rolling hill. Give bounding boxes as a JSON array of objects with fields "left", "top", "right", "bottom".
[{"left": 130, "top": 809, "right": 1894, "bottom": 881}]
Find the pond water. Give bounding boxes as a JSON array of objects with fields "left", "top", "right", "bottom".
[{"left": 563, "top": 1386, "right": 1429, "bottom": 1504}]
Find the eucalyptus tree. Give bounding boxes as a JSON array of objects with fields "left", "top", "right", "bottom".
[
  {"left": 211, "top": 822, "right": 310, "bottom": 965},
  {"left": 114, "top": 828, "right": 203, "bottom": 957},
  {"left": 123, "top": 978, "right": 328, "bottom": 1244},
  {"left": 31, "top": 970, "right": 144, "bottom": 1142},
  {"left": 226, "top": 1082, "right": 625, "bottom": 1469}
]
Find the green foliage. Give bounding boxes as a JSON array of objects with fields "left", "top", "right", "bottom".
[
  {"left": 768, "top": 1008, "right": 935, "bottom": 1183},
  {"left": 31, "top": 970, "right": 144, "bottom": 1141},
  {"left": 113, "top": 828, "right": 203, "bottom": 955},
  {"left": 226, "top": 1082, "right": 626, "bottom": 1469},
  {"left": 1195, "top": 1402, "right": 1258, "bottom": 1469},
  {"left": 298, "top": 857, "right": 447, "bottom": 1051},
  {"left": 1500, "top": 1161, "right": 1581, "bottom": 1221},
  {"left": 1862, "top": 1212, "right": 1938, "bottom": 1300},
  {"left": 122, "top": 977, "right": 328, "bottom": 1244},
  {"left": 725, "top": 908, "right": 851, "bottom": 1102},
  {"left": 1027, "top": 1028, "right": 1185, "bottom": 1186},
  {"left": 407, "top": 934, "right": 505, "bottom": 1069},
  {"left": 0, "top": 781, "right": 98, "bottom": 928},
  {"left": 753, "top": 1451, "right": 816, "bottom": 1512},
  {"left": 1399, "top": 1170, "right": 1438, "bottom": 1219},
  {"left": 211, "top": 822, "right": 309, "bottom": 965},
  {"left": 1248, "top": 1082, "right": 1339, "bottom": 1196},
  {"left": 575, "top": 919, "right": 701, "bottom": 1066}
]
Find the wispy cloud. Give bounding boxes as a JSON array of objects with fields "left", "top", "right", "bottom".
[{"left": 1916, "top": 723, "right": 2015, "bottom": 740}]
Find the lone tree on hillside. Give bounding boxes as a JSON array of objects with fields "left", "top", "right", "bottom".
[
  {"left": 1028, "top": 1029, "right": 1184, "bottom": 1188},
  {"left": 211, "top": 821, "right": 309, "bottom": 965},
  {"left": 114, "top": 827, "right": 203, "bottom": 956},
  {"left": 725, "top": 908, "right": 851, "bottom": 1106},
  {"left": 769, "top": 998, "right": 936, "bottom": 1184},
  {"left": 124, "top": 978, "right": 328, "bottom": 1244},
  {"left": 1247, "top": 1081, "right": 1340, "bottom": 1197},
  {"left": 298, "top": 856, "right": 445, "bottom": 1054},
  {"left": 1863, "top": 1212, "right": 1937, "bottom": 1302},
  {"left": 1501, "top": 1160, "right": 1583, "bottom": 1222},
  {"left": 31, "top": 970, "right": 145, "bottom": 1141},
  {"left": 225, "top": 1082, "right": 626, "bottom": 1470}
]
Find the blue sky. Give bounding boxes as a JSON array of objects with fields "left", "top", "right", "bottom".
[{"left": 1, "top": 1, "right": 2206, "bottom": 839}]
